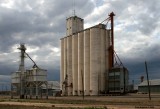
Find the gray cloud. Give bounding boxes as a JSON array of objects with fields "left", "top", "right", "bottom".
[
  {"left": 0, "top": 0, "right": 160, "bottom": 85},
  {"left": 0, "top": 0, "right": 95, "bottom": 83}
]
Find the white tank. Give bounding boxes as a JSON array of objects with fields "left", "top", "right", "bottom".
[
  {"left": 26, "top": 68, "right": 47, "bottom": 82},
  {"left": 67, "top": 36, "right": 72, "bottom": 95},
  {"left": 90, "top": 27, "right": 100, "bottom": 95},
  {"left": 84, "top": 29, "right": 90, "bottom": 95},
  {"left": 78, "top": 32, "right": 84, "bottom": 95},
  {"left": 11, "top": 71, "right": 21, "bottom": 84},
  {"left": 72, "top": 34, "right": 78, "bottom": 95},
  {"left": 60, "top": 38, "right": 64, "bottom": 90}
]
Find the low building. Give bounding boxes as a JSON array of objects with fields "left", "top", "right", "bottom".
[
  {"left": 108, "top": 67, "right": 129, "bottom": 93},
  {"left": 42, "top": 81, "right": 60, "bottom": 96},
  {"left": 138, "top": 79, "right": 160, "bottom": 93}
]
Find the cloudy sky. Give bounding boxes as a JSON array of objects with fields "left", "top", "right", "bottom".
[{"left": 0, "top": 0, "right": 160, "bottom": 86}]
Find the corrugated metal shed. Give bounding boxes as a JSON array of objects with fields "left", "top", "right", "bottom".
[
  {"left": 48, "top": 81, "right": 60, "bottom": 90},
  {"left": 42, "top": 81, "right": 60, "bottom": 90},
  {"left": 138, "top": 79, "right": 160, "bottom": 86}
]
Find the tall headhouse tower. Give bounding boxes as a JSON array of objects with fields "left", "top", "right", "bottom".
[
  {"left": 66, "top": 16, "right": 84, "bottom": 36},
  {"left": 60, "top": 15, "right": 111, "bottom": 96}
]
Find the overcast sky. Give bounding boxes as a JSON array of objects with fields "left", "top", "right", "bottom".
[{"left": 0, "top": 0, "right": 160, "bottom": 86}]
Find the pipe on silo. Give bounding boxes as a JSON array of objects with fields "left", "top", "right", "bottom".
[
  {"left": 84, "top": 29, "right": 90, "bottom": 95},
  {"left": 67, "top": 36, "right": 72, "bottom": 96},
  {"left": 78, "top": 32, "right": 84, "bottom": 96},
  {"left": 72, "top": 34, "right": 78, "bottom": 96},
  {"left": 90, "top": 27, "right": 100, "bottom": 95}
]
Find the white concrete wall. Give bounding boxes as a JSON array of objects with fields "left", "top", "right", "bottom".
[
  {"left": 84, "top": 29, "right": 90, "bottom": 95},
  {"left": 90, "top": 27, "right": 100, "bottom": 95},
  {"left": 61, "top": 23, "right": 111, "bottom": 96},
  {"left": 78, "top": 32, "right": 84, "bottom": 95},
  {"left": 60, "top": 39, "right": 64, "bottom": 90},
  {"left": 66, "top": 16, "right": 84, "bottom": 36},
  {"left": 67, "top": 36, "right": 72, "bottom": 95},
  {"left": 72, "top": 34, "right": 78, "bottom": 95},
  {"left": 105, "top": 30, "right": 110, "bottom": 91},
  {"left": 99, "top": 29, "right": 105, "bottom": 92}
]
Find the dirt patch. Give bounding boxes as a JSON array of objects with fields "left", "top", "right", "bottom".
[{"left": 0, "top": 95, "right": 160, "bottom": 109}]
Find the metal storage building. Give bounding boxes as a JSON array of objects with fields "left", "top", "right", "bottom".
[
  {"left": 108, "top": 67, "right": 129, "bottom": 93},
  {"left": 138, "top": 79, "right": 160, "bottom": 93}
]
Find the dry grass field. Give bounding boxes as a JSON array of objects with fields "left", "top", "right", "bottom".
[{"left": 0, "top": 94, "right": 160, "bottom": 109}]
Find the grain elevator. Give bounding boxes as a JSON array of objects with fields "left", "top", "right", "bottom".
[
  {"left": 60, "top": 12, "right": 128, "bottom": 96},
  {"left": 60, "top": 13, "right": 114, "bottom": 96}
]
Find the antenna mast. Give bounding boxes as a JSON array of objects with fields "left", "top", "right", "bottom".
[{"left": 72, "top": 0, "right": 76, "bottom": 16}]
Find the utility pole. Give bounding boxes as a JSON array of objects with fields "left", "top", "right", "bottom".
[
  {"left": 123, "top": 67, "right": 126, "bottom": 94},
  {"left": 145, "top": 61, "right": 151, "bottom": 100},
  {"left": 98, "top": 74, "right": 100, "bottom": 96}
]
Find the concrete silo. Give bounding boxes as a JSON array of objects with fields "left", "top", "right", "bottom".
[
  {"left": 60, "top": 15, "right": 114, "bottom": 96},
  {"left": 99, "top": 28, "right": 107, "bottom": 92},
  {"left": 61, "top": 16, "right": 84, "bottom": 96},
  {"left": 72, "top": 34, "right": 78, "bottom": 95},
  {"left": 105, "top": 30, "right": 111, "bottom": 92},
  {"left": 84, "top": 29, "right": 90, "bottom": 95},
  {"left": 60, "top": 38, "right": 64, "bottom": 91},
  {"left": 90, "top": 27, "right": 101, "bottom": 95},
  {"left": 67, "top": 36, "right": 72, "bottom": 96},
  {"left": 78, "top": 32, "right": 84, "bottom": 95},
  {"left": 61, "top": 37, "right": 68, "bottom": 96}
]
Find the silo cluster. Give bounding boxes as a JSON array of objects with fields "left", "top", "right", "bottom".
[
  {"left": 11, "top": 44, "right": 48, "bottom": 99},
  {"left": 60, "top": 16, "right": 111, "bottom": 96}
]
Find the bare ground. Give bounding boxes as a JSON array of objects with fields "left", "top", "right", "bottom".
[{"left": 0, "top": 94, "right": 160, "bottom": 109}]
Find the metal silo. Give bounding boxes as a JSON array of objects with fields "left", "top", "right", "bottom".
[
  {"left": 78, "top": 32, "right": 84, "bottom": 96},
  {"left": 90, "top": 27, "right": 100, "bottom": 95},
  {"left": 84, "top": 29, "right": 90, "bottom": 95},
  {"left": 67, "top": 36, "right": 72, "bottom": 96},
  {"left": 72, "top": 34, "right": 78, "bottom": 95},
  {"left": 11, "top": 71, "right": 21, "bottom": 95}
]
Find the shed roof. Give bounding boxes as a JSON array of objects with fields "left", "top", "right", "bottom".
[
  {"left": 138, "top": 79, "right": 160, "bottom": 86},
  {"left": 42, "top": 81, "right": 60, "bottom": 90}
]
